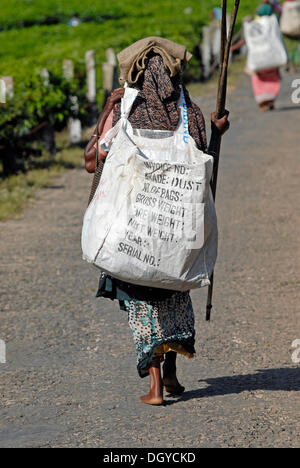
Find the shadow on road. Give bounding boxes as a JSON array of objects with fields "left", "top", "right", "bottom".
[
  {"left": 275, "top": 106, "right": 300, "bottom": 112},
  {"left": 165, "top": 367, "right": 300, "bottom": 405}
]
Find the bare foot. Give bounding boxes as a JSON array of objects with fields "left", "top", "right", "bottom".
[
  {"left": 259, "top": 104, "right": 269, "bottom": 112},
  {"left": 140, "top": 393, "right": 164, "bottom": 406},
  {"left": 140, "top": 358, "right": 164, "bottom": 405}
]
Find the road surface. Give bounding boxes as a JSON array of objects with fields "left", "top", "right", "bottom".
[{"left": 0, "top": 73, "right": 299, "bottom": 448}]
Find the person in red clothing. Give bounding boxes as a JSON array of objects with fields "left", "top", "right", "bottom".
[{"left": 231, "top": 2, "right": 283, "bottom": 111}]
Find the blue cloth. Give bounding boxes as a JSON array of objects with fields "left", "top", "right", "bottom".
[
  {"left": 257, "top": 4, "right": 274, "bottom": 16},
  {"left": 213, "top": 7, "right": 222, "bottom": 20}
]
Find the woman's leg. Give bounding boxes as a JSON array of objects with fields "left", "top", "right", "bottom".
[
  {"left": 259, "top": 100, "right": 275, "bottom": 112},
  {"left": 140, "top": 356, "right": 164, "bottom": 405},
  {"left": 259, "top": 101, "right": 269, "bottom": 112},
  {"left": 124, "top": 294, "right": 194, "bottom": 403},
  {"left": 162, "top": 351, "right": 185, "bottom": 395}
]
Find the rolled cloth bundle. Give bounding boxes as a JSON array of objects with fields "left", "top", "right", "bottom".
[{"left": 117, "top": 36, "right": 193, "bottom": 85}]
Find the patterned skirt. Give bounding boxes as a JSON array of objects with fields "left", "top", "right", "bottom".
[{"left": 123, "top": 291, "right": 196, "bottom": 378}]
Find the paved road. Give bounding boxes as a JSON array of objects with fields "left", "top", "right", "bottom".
[{"left": 0, "top": 73, "right": 299, "bottom": 448}]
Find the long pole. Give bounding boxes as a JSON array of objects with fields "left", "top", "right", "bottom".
[{"left": 206, "top": 0, "right": 240, "bottom": 321}]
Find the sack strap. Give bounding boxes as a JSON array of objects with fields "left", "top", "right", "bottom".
[
  {"left": 101, "top": 86, "right": 189, "bottom": 151},
  {"left": 100, "top": 86, "right": 139, "bottom": 150},
  {"left": 120, "top": 86, "right": 139, "bottom": 119},
  {"left": 172, "top": 87, "right": 190, "bottom": 148},
  {"left": 88, "top": 87, "right": 139, "bottom": 206}
]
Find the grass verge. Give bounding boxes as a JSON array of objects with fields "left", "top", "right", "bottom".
[{"left": 0, "top": 131, "right": 85, "bottom": 221}]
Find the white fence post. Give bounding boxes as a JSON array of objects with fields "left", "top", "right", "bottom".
[
  {"left": 85, "top": 50, "right": 96, "bottom": 103},
  {"left": 40, "top": 68, "right": 50, "bottom": 86},
  {"left": 106, "top": 48, "right": 117, "bottom": 67},
  {"left": 63, "top": 59, "right": 82, "bottom": 144},
  {"left": 107, "top": 48, "right": 119, "bottom": 90},
  {"left": 102, "top": 62, "right": 115, "bottom": 91},
  {"left": 1, "top": 76, "right": 14, "bottom": 101},
  {"left": 63, "top": 59, "right": 74, "bottom": 81},
  {"left": 0, "top": 78, "right": 6, "bottom": 103},
  {"left": 85, "top": 49, "right": 98, "bottom": 125},
  {"left": 102, "top": 48, "right": 118, "bottom": 105}
]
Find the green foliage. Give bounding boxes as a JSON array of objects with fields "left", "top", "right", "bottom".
[
  {"left": 0, "top": 0, "right": 133, "bottom": 30},
  {"left": 0, "top": 1, "right": 261, "bottom": 31},
  {"left": 0, "top": 1, "right": 263, "bottom": 87},
  {"left": 0, "top": 72, "right": 86, "bottom": 174}
]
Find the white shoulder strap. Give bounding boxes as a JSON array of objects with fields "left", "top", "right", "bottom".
[
  {"left": 175, "top": 87, "right": 190, "bottom": 146},
  {"left": 120, "top": 85, "right": 139, "bottom": 119},
  {"left": 100, "top": 85, "right": 139, "bottom": 150}
]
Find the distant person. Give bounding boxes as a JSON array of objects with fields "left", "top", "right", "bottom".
[
  {"left": 257, "top": 0, "right": 282, "bottom": 18},
  {"left": 282, "top": 0, "right": 300, "bottom": 72},
  {"left": 231, "top": 2, "right": 283, "bottom": 111},
  {"left": 68, "top": 13, "right": 81, "bottom": 27}
]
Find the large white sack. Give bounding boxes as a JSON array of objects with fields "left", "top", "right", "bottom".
[
  {"left": 280, "top": 1, "right": 300, "bottom": 38},
  {"left": 81, "top": 88, "right": 218, "bottom": 291},
  {"left": 245, "top": 15, "right": 288, "bottom": 72}
]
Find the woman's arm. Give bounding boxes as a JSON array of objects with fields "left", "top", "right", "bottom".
[
  {"left": 84, "top": 88, "right": 125, "bottom": 173},
  {"left": 230, "top": 38, "right": 246, "bottom": 53}
]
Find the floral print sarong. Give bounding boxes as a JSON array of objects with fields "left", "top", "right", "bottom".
[{"left": 124, "top": 291, "right": 195, "bottom": 378}]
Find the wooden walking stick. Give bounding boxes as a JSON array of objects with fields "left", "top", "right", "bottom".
[{"left": 206, "top": 0, "right": 240, "bottom": 321}]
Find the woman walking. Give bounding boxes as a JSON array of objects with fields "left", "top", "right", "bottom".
[
  {"left": 84, "top": 37, "right": 229, "bottom": 405},
  {"left": 254, "top": 1, "right": 282, "bottom": 110},
  {"left": 231, "top": 1, "right": 283, "bottom": 111}
]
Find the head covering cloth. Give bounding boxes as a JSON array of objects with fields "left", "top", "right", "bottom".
[
  {"left": 113, "top": 37, "right": 207, "bottom": 152},
  {"left": 117, "top": 36, "right": 192, "bottom": 86}
]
